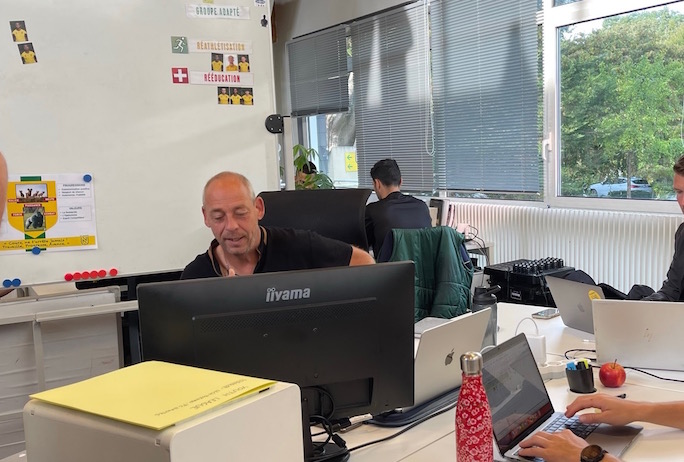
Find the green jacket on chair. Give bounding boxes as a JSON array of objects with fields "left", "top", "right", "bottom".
[{"left": 385, "top": 226, "right": 474, "bottom": 322}]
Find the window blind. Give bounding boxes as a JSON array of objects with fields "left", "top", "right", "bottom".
[
  {"left": 287, "top": 26, "right": 349, "bottom": 117},
  {"left": 352, "top": 1, "right": 434, "bottom": 192},
  {"left": 431, "top": 0, "right": 540, "bottom": 193}
]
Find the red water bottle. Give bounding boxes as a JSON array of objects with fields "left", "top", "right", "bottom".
[{"left": 456, "top": 351, "right": 493, "bottom": 462}]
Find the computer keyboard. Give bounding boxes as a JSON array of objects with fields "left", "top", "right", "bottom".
[{"left": 545, "top": 414, "right": 599, "bottom": 438}]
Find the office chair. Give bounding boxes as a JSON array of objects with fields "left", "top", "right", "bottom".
[{"left": 258, "top": 189, "right": 372, "bottom": 249}]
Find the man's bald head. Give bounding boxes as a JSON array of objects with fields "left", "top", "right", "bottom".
[{"left": 203, "top": 171, "right": 255, "bottom": 206}]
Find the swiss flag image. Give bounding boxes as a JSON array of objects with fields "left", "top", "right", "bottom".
[{"left": 171, "top": 67, "right": 189, "bottom": 84}]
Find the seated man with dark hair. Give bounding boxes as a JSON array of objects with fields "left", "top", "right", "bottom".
[
  {"left": 181, "top": 171, "right": 374, "bottom": 279},
  {"left": 642, "top": 154, "right": 684, "bottom": 301},
  {"left": 365, "top": 158, "right": 432, "bottom": 256}
]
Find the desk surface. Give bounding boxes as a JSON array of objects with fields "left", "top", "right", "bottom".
[
  {"left": 5, "top": 303, "right": 683, "bottom": 462},
  {"left": 342, "top": 302, "right": 684, "bottom": 461}
]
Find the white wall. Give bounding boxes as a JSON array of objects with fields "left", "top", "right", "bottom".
[{"left": 273, "top": 0, "right": 410, "bottom": 115}]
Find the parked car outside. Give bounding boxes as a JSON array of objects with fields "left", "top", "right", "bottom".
[{"left": 588, "top": 176, "right": 653, "bottom": 198}]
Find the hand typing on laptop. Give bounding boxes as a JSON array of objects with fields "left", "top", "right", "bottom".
[
  {"left": 518, "top": 429, "right": 613, "bottom": 462},
  {"left": 518, "top": 394, "right": 684, "bottom": 461}
]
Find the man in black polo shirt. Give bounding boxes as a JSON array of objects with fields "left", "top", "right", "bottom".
[
  {"left": 181, "top": 171, "right": 375, "bottom": 279},
  {"left": 365, "top": 159, "right": 432, "bottom": 257}
]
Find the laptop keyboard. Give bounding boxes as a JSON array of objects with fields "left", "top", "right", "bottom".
[
  {"left": 512, "top": 415, "right": 599, "bottom": 460},
  {"left": 544, "top": 414, "right": 599, "bottom": 438}
]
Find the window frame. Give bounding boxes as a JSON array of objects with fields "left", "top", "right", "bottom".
[
  {"left": 287, "top": 0, "right": 684, "bottom": 214},
  {"left": 543, "top": 0, "right": 683, "bottom": 213}
]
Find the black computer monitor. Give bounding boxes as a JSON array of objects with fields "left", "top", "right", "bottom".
[{"left": 137, "top": 261, "right": 415, "bottom": 462}]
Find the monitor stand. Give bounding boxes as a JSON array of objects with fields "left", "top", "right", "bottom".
[{"left": 302, "top": 397, "right": 350, "bottom": 462}]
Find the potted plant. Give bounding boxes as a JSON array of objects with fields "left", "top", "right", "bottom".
[{"left": 293, "top": 144, "right": 334, "bottom": 190}]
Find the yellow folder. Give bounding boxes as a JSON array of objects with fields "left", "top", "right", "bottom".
[{"left": 30, "top": 361, "right": 275, "bottom": 430}]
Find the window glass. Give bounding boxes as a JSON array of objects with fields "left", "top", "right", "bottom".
[
  {"left": 287, "top": 26, "right": 349, "bottom": 117},
  {"left": 300, "top": 3, "right": 432, "bottom": 192},
  {"left": 302, "top": 73, "right": 359, "bottom": 189},
  {"left": 299, "top": 38, "right": 358, "bottom": 189},
  {"left": 559, "top": 3, "right": 684, "bottom": 200},
  {"left": 352, "top": 2, "right": 433, "bottom": 192},
  {"left": 431, "top": 0, "right": 541, "bottom": 198}
]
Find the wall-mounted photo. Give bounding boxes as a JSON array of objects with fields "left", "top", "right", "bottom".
[
  {"left": 10, "top": 20, "right": 28, "bottom": 42},
  {"left": 224, "top": 54, "right": 238, "bottom": 72},
  {"left": 23, "top": 205, "right": 45, "bottom": 231},
  {"left": 16, "top": 182, "right": 47, "bottom": 202},
  {"left": 218, "top": 86, "right": 230, "bottom": 104},
  {"left": 238, "top": 54, "right": 250, "bottom": 72},
  {"left": 241, "top": 87, "right": 254, "bottom": 105},
  {"left": 18, "top": 42, "right": 37, "bottom": 64},
  {"left": 211, "top": 53, "right": 224, "bottom": 72}
]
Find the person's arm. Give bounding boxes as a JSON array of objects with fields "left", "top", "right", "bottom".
[
  {"left": 349, "top": 246, "right": 375, "bottom": 266},
  {"left": 518, "top": 430, "right": 622, "bottom": 462},
  {"left": 568, "top": 394, "right": 684, "bottom": 430}
]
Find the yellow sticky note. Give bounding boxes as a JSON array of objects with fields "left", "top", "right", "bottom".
[{"left": 30, "top": 361, "right": 274, "bottom": 430}]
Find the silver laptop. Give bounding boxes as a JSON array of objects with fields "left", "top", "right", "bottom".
[
  {"left": 483, "top": 334, "right": 642, "bottom": 460},
  {"left": 406, "top": 309, "right": 491, "bottom": 410},
  {"left": 546, "top": 276, "right": 605, "bottom": 333},
  {"left": 593, "top": 299, "right": 684, "bottom": 371}
]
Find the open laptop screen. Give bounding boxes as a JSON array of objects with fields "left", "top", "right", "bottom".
[{"left": 482, "top": 334, "right": 554, "bottom": 454}]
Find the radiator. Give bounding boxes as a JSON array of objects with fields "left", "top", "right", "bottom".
[{"left": 448, "top": 202, "right": 682, "bottom": 293}]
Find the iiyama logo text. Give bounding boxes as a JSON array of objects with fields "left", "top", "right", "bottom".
[{"left": 266, "top": 287, "right": 311, "bottom": 302}]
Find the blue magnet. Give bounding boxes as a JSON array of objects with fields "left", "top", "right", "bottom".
[
  {"left": 83, "top": 174, "right": 92, "bottom": 182},
  {"left": 2, "top": 279, "right": 11, "bottom": 288},
  {"left": 11, "top": 278, "right": 20, "bottom": 287},
  {"left": 32, "top": 246, "right": 41, "bottom": 255}
]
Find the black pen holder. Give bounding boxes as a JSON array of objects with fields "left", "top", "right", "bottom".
[{"left": 566, "top": 367, "right": 596, "bottom": 394}]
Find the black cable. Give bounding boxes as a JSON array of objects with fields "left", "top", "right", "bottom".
[
  {"left": 347, "top": 401, "right": 456, "bottom": 453},
  {"left": 309, "top": 414, "right": 350, "bottom": 462},
  {"left": 564, "top": 349, "right": 597, "bottom": 361},
  {"left": 465, "top": 225, "right": 490, "bottom": 276},
  {"left": 563, "top": 349, "right": 684, "bottom": 383},
  {"left": 312, "top": 386, "right": 336, "bottom": 421},
  {"left": 624, "top": 367, "right": 684, "bottom": 383},
  {"left": 309, "top": 415, "right": 334, "bottom": 450}
]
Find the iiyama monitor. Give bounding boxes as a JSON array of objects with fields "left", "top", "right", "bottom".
[{"left": 137, "top": 261, "right": 415, "bottom": 462}]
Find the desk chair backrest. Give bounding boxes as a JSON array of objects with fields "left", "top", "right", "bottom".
[{"left": 258, "top": 189, "right": 372, "bottom": 249}]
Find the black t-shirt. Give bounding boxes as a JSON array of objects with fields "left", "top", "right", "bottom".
[
  {"left": 653, "top": 222, "right": 684, "bottom": 301},
  {"left": 365, "top": 191, "right": 432, "bottom": 256},
  {"left": 180, "top": 226, "right": 353, "bottom": 280}
]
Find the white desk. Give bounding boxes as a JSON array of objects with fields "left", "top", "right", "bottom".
[
  {"left": 5, "top": 303, "right": 683, "bottom": 462},
  {"left": 341, "top": 302, "right": 684, "bottom": 461}
]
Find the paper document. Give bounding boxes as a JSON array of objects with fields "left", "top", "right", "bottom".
[{"left": 30, "top": 361, "right": 275, "bottom": 430}]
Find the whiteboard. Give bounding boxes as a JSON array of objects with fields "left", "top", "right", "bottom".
[{"left": 0, "top": 0, "right": 279, "bottom": 286}]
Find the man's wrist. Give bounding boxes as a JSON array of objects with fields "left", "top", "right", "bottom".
[{"left": 580, "top": 445, "right": 606, "bottom": 462}]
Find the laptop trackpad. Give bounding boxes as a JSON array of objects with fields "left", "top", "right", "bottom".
[{"left": 586, "top": 424, "right": 643, "bottom": 456}]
